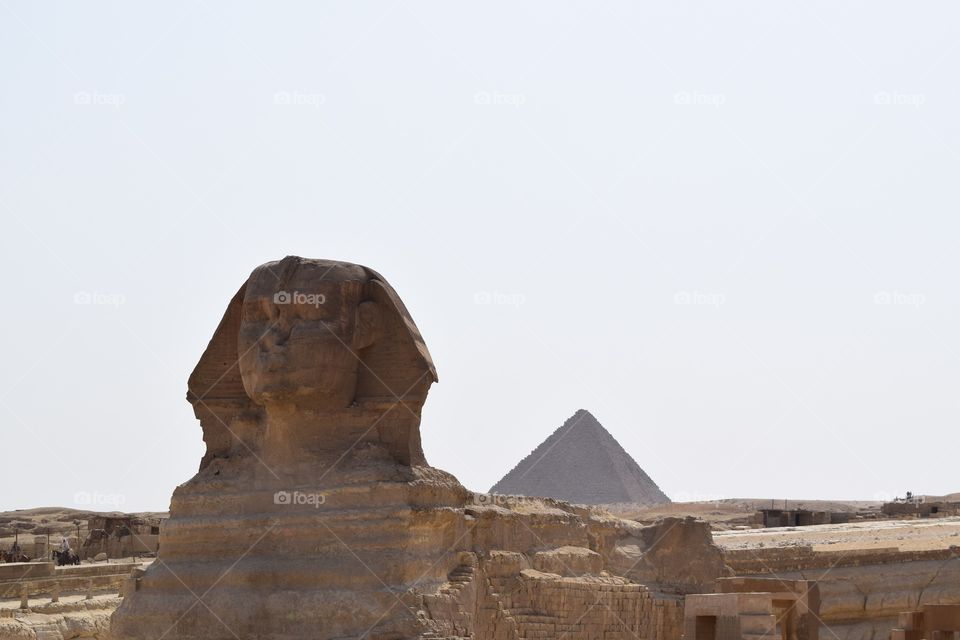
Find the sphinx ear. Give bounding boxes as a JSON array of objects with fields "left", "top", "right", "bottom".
[{"left": 353, "top": 300, "right": 382, "bottom": 350}]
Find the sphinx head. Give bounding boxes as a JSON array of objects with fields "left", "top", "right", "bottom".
[
  {"left": 238, "top": 260, "right": 380, "bottom": 410},
  {"left": 187, "top": 257, "right": 437, "bottom": 467}
]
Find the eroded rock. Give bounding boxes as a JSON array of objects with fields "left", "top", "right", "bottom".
[{"left": 109, "top": 257, "right": 730, "bottom": 640}]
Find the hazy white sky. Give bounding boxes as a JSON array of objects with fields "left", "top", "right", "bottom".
[{"left": 2, "top": 2, "right": 958, "bottom": 512}]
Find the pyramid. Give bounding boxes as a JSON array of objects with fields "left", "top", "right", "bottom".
[{"left": 489, "top": 409, "right": 670, "bottom": 506}]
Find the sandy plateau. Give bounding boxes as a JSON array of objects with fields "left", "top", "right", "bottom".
[{"left": 714, "top": 516, "right": 960, "bottom": 552}]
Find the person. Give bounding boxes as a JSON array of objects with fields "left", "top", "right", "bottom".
[{"left": 60, "top": 538, "right": 70, "bottom": 552}]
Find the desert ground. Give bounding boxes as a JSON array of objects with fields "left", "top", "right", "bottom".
[
  {"left": 7, "top": 499, "right": 960, "bottom": 554},
  {"left": 714, "top": 515, "right": 960, "bottom": 552},
  {"left": 620, "top": 497, "right": 960, "bottom": 551}
]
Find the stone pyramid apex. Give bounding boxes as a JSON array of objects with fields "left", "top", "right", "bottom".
[{"left": 489, "top": 409, "right": 670, "bottom": 506}]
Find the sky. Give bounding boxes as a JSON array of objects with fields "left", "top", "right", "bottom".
[{"left": 1, "top": 2, "right": 958, "bottom": 512}]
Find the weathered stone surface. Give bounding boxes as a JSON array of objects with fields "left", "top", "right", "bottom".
[
  {"left": 111, "top": 258, "right": 465, "bottom": 640},
  {"left": 109, "top": 257, "right": 729, "bottom": 640},
  {"left": 187, "top": 258, "right": 437, "bottom": 469},
  {"left": 532, "top": 546, "right": 602, "bottom": 576},
  {"left": 742, "top": 555, "right": 960, "bottom": 640},
  {"left": 0, "top": 598, "right": 119, "bottom": 640},
  {"left": 612, "top": 516, "right": 733, "bottom": 593}
]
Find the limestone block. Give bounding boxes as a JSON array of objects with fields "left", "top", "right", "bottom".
[{"left": 533, "top": 546, "right": 602, "bottom": 577}]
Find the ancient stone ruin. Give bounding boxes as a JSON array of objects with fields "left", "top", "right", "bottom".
[
  {"left": 892, "top": 604, "right": 960, "bottom": 640},
  {"left": 490, "top": 408, "right": 670, "bottom": 506},
  {"left": 109, "top": 257, "right": 728, "bottom": 640},
  {"left": 5, "top": 256, "right": 958, "bottom": 640},
  {"left": 684, "top": 577, "right": 821, "bottom": 640}
]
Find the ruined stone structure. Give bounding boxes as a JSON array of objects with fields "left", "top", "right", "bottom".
[
  {"left": 882, "top": 500, "right": 960, "bottom": 518},
  {"left": 716, "top": 578, "right": 820, "bottom": 640},
  {"left": 109, "top": 257, "right": 729, "bottom": 640},
  {"left": 892, "top": 604, "right": 960, "bottom": 640},
  {"left": 490, "top": 409, "right": 670, "bottom": 506},
  {"left": 10, "top": 257, "right": 957, "bottom": 640},
  {"left": 683, "top": 577, "right": 821, "bottom": 640},
  {"left": 723, "top": 545, "right": 960, "bottom": 640},
  {"left": 0, "top": 561, "right": 138, "bottom": 600},
  {"left": 684, "top": 592, "right": 780, "bottom": 640},
  {"left": 82, "top": 515, "right": 164, "bottom": 560},
  {"left": 757, "top": 509, "right": 832, "bottom": 528},
  {"left": 0, "top": 561, "right": 137, "bottom": 639}
]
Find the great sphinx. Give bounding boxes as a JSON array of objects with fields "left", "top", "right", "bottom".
[
  {"left": 111, "top": 256, "right": 729, "bottom": 640},
  {"left": 189, "top": 257, "right": 437, "bottom": 470},
  {"left": 111, "top": 257, "right": 471, "bottom": 640}
]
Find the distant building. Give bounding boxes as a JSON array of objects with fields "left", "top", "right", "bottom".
[
  {"left": 882, "top": 499, "right": 960, "bottom": 518},
  {"left": 83, "top": 514, "right": 165, "bottom": 558},
  {"left": 757, "top": 508, "right": 832, "bottom": 528},
  {"left": 87, "top": 514, "right": 162, "bottom": 537}
]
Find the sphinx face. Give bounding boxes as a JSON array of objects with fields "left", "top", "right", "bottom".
[{"left": 237, "top": 262, "right": 369, "bottom": 410}]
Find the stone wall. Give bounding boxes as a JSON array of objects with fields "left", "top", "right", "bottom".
[
  {"left": 725, "top": 546, "right": 958, "bottom": 575},
  {"left": 683, "top": 592, "right": 777, "bottom": 640},
  {"left": 0, "top": 562, "right": 137, "bottom": 599},
  {"left": 0, "top": 563, "right": 54, "bottom": 582},
  {"left": 81, "top": 535, "right": 159, "bottom": 560},
  {"left": 418, "top": 550, "right": 685, "bottom": 640},
  {"left": 725, "top": 548, "right": 960, "bottom": 640}
]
